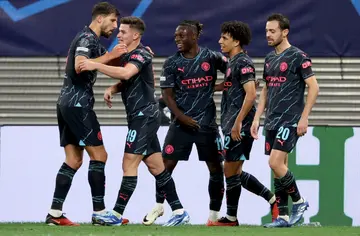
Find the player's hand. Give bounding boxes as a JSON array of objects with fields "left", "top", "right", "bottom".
[
  {"left": 104, "top": 87, "right": 114, "bottom": 108},
  {"left": 250, "top": 120, "right": 260, "bottom": 139},
  {"left": 255, "top": 79, "right": 260, "bottom": 89},
  {"left": 145, "top": 46, "right": 155, "bottom": 57},
  {"left": 111, "top": 43, "right": 128, "bottom": 58},
  {"left": 177, "top": 114, "right": 200, "bottom": 129},
  {"left": 297, "top": 117, "right": 308, "bottom": 136},
  {"left": 79, "top": 60, "right": 97, "bottom": 71},
  {"left": 231, "top": 121, "right": 242, "bottom": 141},
  {"left": 214, "top": 83, "right": 224, "bottom": 92}
]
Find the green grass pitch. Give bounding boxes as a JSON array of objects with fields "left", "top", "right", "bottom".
[{"left": 0, "top": 224, "right": 359, "bottom": 236}]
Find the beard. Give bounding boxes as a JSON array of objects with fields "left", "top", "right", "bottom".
[
  {"left": 269, "top": 37, "right": 283, "bottom": 47},
  {"left": 100, "top": 26, "right": 113, "bottom": 38},
  {"left": 101, "top": 31, "right": 111, "bottom": 38}
]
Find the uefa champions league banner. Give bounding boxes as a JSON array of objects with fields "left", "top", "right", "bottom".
[
  {"left": 0, "top": 126, "right": 359, "bottom": 226},
  {"left": 1, "top": 0, "right": 360, "bottom": 56}
]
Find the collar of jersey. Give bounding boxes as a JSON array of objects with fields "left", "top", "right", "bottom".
[
  {"left": 179, "top": 47, "right": 203, "bottom": 60},
  {"left": 274, "top": 45, "right": 293, "bottom": 56},
  {"left": 85, "top": 26, "right": 99, "bottom": 39}
]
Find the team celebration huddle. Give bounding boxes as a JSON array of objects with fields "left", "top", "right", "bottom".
[{"left": 47, "top": 1, "right": 319, "bottom": 228}]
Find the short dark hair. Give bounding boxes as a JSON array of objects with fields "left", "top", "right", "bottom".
[
  {"left": 92, "top": 2, "right": 120, "bottom": 20},
  {"left": 120, "top": 16, "right": 146, "bottom": 35},
  {"left": 179, "top": 20, "right": 203, "bottom": 39},
  {"left": 267, "top": 13, "right": 290, "bottom": 31},
  {"left": 221, "top": 21, "right": 251, "bottom": 47}
]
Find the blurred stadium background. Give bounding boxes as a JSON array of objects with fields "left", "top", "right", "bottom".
[
  {"left": 0, "top": 0, "right": 360, "bottom": 229},
  {"left": 1, "top": 0, "right": 360, "bottom": 126}
]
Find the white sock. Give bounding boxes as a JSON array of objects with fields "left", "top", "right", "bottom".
[
  {"left": 226, "top": 214, "right": 237, "bottom": 222},
  {"left": 278, "top": 215, "right": 289, "bottom": 222},
  {"left": 112, "top": 210, "right": 122, "bottom": 218},
  {"left": 49, "top": 209, "right": 62, "bottom": 218},
  {"left": 94, "top": 209, "right": 106, "bottom": 214},
  {"left": 155, "top": 203, "right": 164, "bottom": 209},
  {"left": 208, "top": 210, "right": 219, "bottom": 222},
  {"left": 293, "top": 198, "right": 304, "bottom": 205},
  {"left": 173, "top": 209, "right": 184, "bottom": 215},
  {"left": 268, "top": 195, "right": 276, "bottom": 204}
]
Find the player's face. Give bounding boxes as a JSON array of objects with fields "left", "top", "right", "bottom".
[
  {"left": 100, "top": 13, "right": 118, "bottom": 38},
  {"left": 266, "top": 20, "right": 288, "bottom": 47},
  {"left": 218, "top": 33, "right": 238, "bottom": 54},
  {"left": 117, "top": 24, "right": 139, "bottom": 46},
  {"left": 174, "top": 26, "right": 196, "bottom": 52}
]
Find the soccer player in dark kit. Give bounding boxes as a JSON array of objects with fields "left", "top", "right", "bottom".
[
  {"left": 79, "top": 16, "right": 189, "bottom": 226},
  {"left": 45, "top": 2, "right": 131, "bottom": 226},
  {"left": 251, "top": 13, "right": 319, "bottom": 228},
  {"left": 212, "top": 20, "right": 279, "bottom": 226},
  {"left": 142, "top": 20, "right": 228, "bottom": 226}
]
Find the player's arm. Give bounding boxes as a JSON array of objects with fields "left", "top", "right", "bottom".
[
  {"left": 162, "top": 88, "right": 183, "bottom": 119},
  {"left": 214, "top": 81, "right": 224, "bottom": 91},
  {"left": 251, "top": 62, "right": 268, "bottom": 139},
  {"left": 232, "top": 81, "right": 257, "bottom": 141},
  {"left": 254, "top": 85, "right": 267, "bottom": 122},
  {"left": 80, "top": 51, "right": 149, "bottom": 80},
  {"left": 231, "top": 65, "right": 257, "bottom": 141},
  {"left": 161, "top": 88, "right": 199, "bottom": 128},
  {"left": 89, "top": 44, "right": 116, "bottom": 65},
  {"left": 89, "top": 52, "right": 115, "bottom": 64},
  {"left": 250, "top": 84, "right": 267, "bottom": 139},
  {"left": 74, "top": 39, "right": 118, "bottom": 74},
  {"left": 160, "top": 60, "right": 184, "bottom": 118},
  {"left": 74, "top": 56, "right": 88, "bottom": 74},
  {"left": 297, "top": 57, "right": 319, "bottom": 135},
  {"left": 212, "top": 51, "right": 228, "bottom": 91},
  {"left": 97, "top": 44, "right": 128, "bottom": 65},
  {"left": 76, "top": 44, "right": 128, "bottom": 72},
  {"left": 74, "top": 42, "right": 95, "bottom": 74},
  {"left": 302, "top": 76, "right": 319, "bottom": 119},
  {"left": 75, "top": 53, "right": 117, "bottom": 73},
  {"left": 108, "top": 81, "right": 123, "bottom": 94},
  {"left": 300, "top": 55, "right": 319, "bottom": 120},
  {"left": 299, "top": 57, "right": 319, "bottom": 120},
  {"left": 253, "top": 63, "right": 268, "bottom": 122},
  {"left": 160, "top": 59, "right": 199, "bottom": 128},
  {"left": 104, "top": 81, "right": 123, "bottom": 108},
  {"left": 235, "top": 81, "right": 257, "bottom": 124},
  {"left": 213, "top": 51, "right": 228, "bottom": 74},
  {"left": 92, "top": 63, "right": 139, "bottom": 80}
]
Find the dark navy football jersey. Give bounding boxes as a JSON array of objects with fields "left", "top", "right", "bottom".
[
  {"left": 221, "top": 52, "right": 256, "bottom": 135},
  {"left": 57, "top": 26, "right": 106, "bottom": 109},
  {"left": 263, "top": 46, "right": 315, "bottom": 130},
  {"left": 159, "top": 47, "right": 227, "bottom": 131},
  {"left": 117, "top": 44, "right": 159, "bottom": 121}
]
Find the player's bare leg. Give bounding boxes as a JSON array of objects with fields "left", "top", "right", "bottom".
[
  {"left": 264, "top": 150, "right": 308, "bottom": 228},
  {"left": 46, "top": 145, "right": 82, "bottom": 226},
  {"left": 205, "top": 161, "right": 225, "bottom": 225},
  {"left": 143, "top": 155, "right": 189, "bottom": 226}
]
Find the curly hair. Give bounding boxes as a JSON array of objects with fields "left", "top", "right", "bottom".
[{"left": 221, "top": 21, "right": 251, "bottom": 47}]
